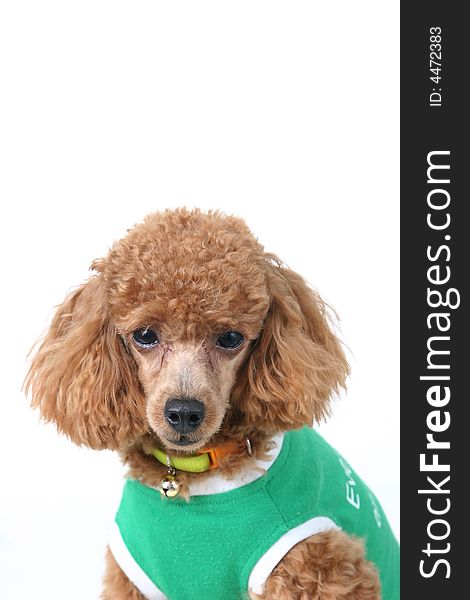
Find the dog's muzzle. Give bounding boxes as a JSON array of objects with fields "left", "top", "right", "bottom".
[{"left": 164, "top": 398, "right": 205, "bottom": 434}]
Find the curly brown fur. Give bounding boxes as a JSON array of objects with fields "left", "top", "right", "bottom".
[
  {"left": 231, "top": 255, "right": 348, "bottom": 433},
  {"left": 24, "top": 275, "right": 147, "bottom": 450},
  {"left": 258, "top": 530, "right": 381, "bottom": 600},
  {"left": 25, "top": 208, "right": 358, "bottom": 599},
  {"left": 25, "top": 208, "right": 348, "bottom": 463}
]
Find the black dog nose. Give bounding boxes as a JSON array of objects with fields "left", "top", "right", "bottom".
[{"left": 164, "top": 398, "right": 205, "bottom": 433}]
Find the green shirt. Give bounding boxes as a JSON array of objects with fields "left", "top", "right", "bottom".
[{"left": 110, "top": 427, "right": 399, "bottom": 600}]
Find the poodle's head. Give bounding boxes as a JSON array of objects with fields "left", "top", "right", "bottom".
[{"left": 25, "top": 209, "right": 349, "bottom": 453}]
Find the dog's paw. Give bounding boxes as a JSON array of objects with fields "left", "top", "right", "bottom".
[{"left": 257, "top": 530, "right": 381, "bottom": 600}]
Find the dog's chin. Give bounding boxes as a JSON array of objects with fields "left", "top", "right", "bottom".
[{"left": 159, "top": 434, "right": 210, "bottom": 453}]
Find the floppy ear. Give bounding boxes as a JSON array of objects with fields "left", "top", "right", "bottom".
[
  {"left": 24, "top": 272, "right": 146, "bottom": 450},
  {"left": 234, "top": 257, "right": 349, "bottom": 432}
]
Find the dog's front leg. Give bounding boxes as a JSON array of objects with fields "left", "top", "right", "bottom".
[
  {"left": 255, "top": 530, "right": 381, "bottom": 600},
  {"left": 101, "top": 547, "right": 146, "bottom": 600}
]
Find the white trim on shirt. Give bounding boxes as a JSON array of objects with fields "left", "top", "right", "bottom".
[
  {"left": 109, "top": 521, "right": 167, "bottom": 600},
  {"left": 248, "top": 516, "right": 341, "bottom": 596}
]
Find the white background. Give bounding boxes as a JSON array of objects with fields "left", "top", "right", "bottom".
[{"left": 0, "top": 2, "right": 399, "bottom": 598}]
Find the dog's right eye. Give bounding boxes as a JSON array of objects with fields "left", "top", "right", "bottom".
[
  {"left": 132, "top": 328, "right": 159, "bottom": 348},
  {"left": 216, "top": 331, "right": 244, "bottom": 349}
]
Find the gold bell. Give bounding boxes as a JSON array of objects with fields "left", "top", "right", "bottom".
[
  {"left": 158, "top": 474, "right": 181, "bottom": 498},
  {"left": 159, "top": 459, "right": 181, "bottom": 498}
]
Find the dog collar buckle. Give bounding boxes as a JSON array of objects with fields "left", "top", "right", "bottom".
[{"left": 152, "top": 438, "right": 251, "bottom": 476}]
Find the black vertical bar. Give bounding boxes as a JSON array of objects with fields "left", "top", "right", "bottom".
[{"left": 401, "top": 3, "right": 467, "bottom": 598}]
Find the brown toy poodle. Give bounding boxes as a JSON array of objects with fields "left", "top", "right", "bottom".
[{"left": 25, "top": 208, "right": 399, "bottom": 600}]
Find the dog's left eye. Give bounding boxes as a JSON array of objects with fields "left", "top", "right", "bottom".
[
  {"left": 133, "top": 328, "right": 159, "bottom": 347},
  {"left": 216, "top": 331, "right": 244, "bottom": 349}
]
